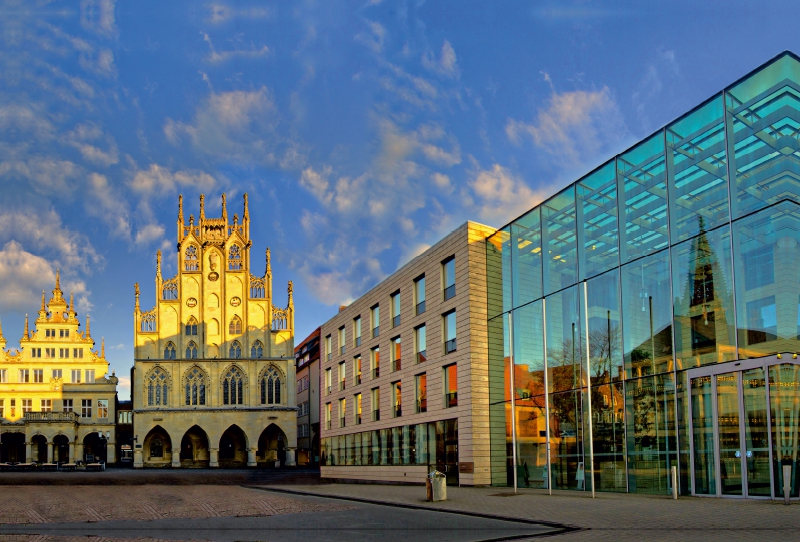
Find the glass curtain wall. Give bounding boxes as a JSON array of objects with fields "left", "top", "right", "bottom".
[{"left": 486, "top": 52, "right": 800, "bottom": 496}]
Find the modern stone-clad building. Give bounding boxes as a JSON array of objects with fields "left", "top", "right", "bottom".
[
  {"left": 319, "top": 221, "right": 496, "bottom": 486},
  {"left": 131, "top": 193, "right": 297, "bottom": 468},
  {"left": 294, "top": 327, "right": 320, "bottom": 466},
  {"left": 0, "top": 273, "right": 118, "bottom": 464}
]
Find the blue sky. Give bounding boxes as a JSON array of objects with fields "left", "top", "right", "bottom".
[{"left": 2, "top": 0, "right": 799, "bottom": 398}]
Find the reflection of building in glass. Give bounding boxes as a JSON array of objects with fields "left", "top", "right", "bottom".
[{"left": 487, "top": 52, "right": 800, "bottom": 499}]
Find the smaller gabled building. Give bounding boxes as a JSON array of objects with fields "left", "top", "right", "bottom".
[{"left": 294, "top": 327, "right": 320, "bottom": 466}]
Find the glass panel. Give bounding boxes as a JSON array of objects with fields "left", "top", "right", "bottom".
[
  {"left": 732, "top": 202, "right": 800, "bottom": 357},
  {"left": 726, "top": 54, "right": 800, "bottom": 218},
  {"left": 513, "top": 395, "right": 548, "bottom": 489},
  {"left": 545, "top": 285, "right": 583, "bottom": 393},
  {"left": 512, "top": 301, "right": 545, "bottom": 398},
  {"left": 769, "top": 363, "right": 800, "bottom": 498},
  {"left": 716, "top": 372, "right": 742, "bottom": 495},
  {"left": 486, "top": 228, "right": 511, "bottom": 320},
  {"left": 618, "top": 131, "right": 669, "bottom": 263},
  {"left": 548, "top": 389, "right": 585, "bottom": 490},
  {"left": 542, "top": 186, "right": 578, "bottom": 296},
  {"left": 676, "top": 372, "right": 692, "bottom": 495},
  {"left": 621, "top": 250, "right": 673, "bottom": 378},
  {"left": 585, "top": 270, "right": 623, "bottom": 386},
  {"left": 691, "top": 375, "right": 716, "bottom": 495},
  {"left": 742, "top": 367, "right": 771, "bottom": 497},
  {"left": 511, "top": 208, "right": 543, "bottom": 307},
  {"left": 577, "top": 160, "right": 620, "bottom": 280},
  {"left": 625, "top": 374, "right": 677, "bottom": 494},
  {"left": 672, "top": 225, "right": 736, "bottom": 369},
  {"left": 666, "top": 95, "right": 730, "bottom": 242},
  {"left": 590, "top": 382, "right": 626, "bottom": 492}
]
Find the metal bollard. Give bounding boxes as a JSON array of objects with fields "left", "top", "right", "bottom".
[
  {"left": 784, "top": 465, "right": 792, "bottom": 505},
  {"left": 671, "top": 466, "right": 678, "bottom": 500}
]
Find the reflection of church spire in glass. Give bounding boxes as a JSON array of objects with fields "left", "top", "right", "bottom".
[{"left": 689, "top": 217, "right": 714, "bottom": 316}]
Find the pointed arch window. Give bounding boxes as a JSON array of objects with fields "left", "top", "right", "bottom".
[
  {"left": 147, "top": 368, "right": 169, "bottom": 406},
  {"left": 186, "top": 341, "right": 198, "bottom": 359},
  {"left": 184, "top": 245, "right": 199, "bottom": 272},
  {"left": 223, "top": 366, "right": 244, "bottom": 405},
  {"left": 184, "top": 366, "right": 206, "bottom": 406},
  {"left": 261, "top": 366, "right": 283, "bottom": 405},
  {"left": 164, "top": 342, "right": 176, "bottom": 360},
  {"left": 229, "top": 315, "right": 242, "bottom": 335},
  {"left": 229, "top": 340, "right": 242, "bottom": 359},
  {"left": 228, "top": 244, "right": 242, "bottom": 270},
  {"left": 251, "top": 340, "right": 264, "bottom": 359},
  {"left": 185, "top": 316, "right": 198, "bottom": 336}
]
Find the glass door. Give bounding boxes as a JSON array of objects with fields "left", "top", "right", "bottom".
[
  {"left": 716, "top": 372, "right": 743, "bottom": 495},
  {"left": 742, "top": 367, "right": 771, "bottom": 496}
]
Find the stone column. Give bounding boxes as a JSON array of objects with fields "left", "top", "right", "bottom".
[
  {"left": 74, "top": 442, "right": 84, "bottom": 463},
  {"left": 25, "top": 442, "right": 32, "bottom": 463},
  {"left": 69, "top": 442, "right": 76, "bottom": 463},
  {"left": 106, "top": 441, "right": 116, "bottom": 464},
  {"left": 171, "top": 448, "right": 181, "bottom": 468},
  {"left": 47, "top": 442, "right": 54, "bottom": 463},
  {"left": 209, "top": 448, "right": 219, "bottom": 467},
  {"left": 285, "top": 448, "right": 297, "bottom": 467},
  {"left": 247, "top": 447, "right": 257, "bottom": 467},
  {"left": 133, "top": 448, "right": 144, "bottom": 468}
]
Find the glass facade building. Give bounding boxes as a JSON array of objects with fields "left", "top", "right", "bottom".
[{"left": 487, "top": 52, "right": 800, "bottom": 498}]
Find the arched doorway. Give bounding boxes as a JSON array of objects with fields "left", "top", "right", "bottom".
[
  {"left": 143, "top": 426, "right": 172, "bottom": 466},
  {"left": 53, "top": 435, "right": 70, "bottom": 463},
  {"left": 0, "top": 432, "right": 26, "bottom": 463},
  {"left": 257, "top": 424, "right": 287, "bottom": 467},
  {"left": 180, "top": 425, "right": 210, "bottom": 467},
  {"left": 218, "top": 425, "right": 248, "bottom": 467},
  {"left": 83, "top": 432, "right": 108, "bottom": 463},
  {"left": 31, "top": 435, "right": 48, "bottom": 463}
]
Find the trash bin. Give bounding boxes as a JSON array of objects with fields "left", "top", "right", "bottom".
[{"left": 427, "top": 470, "right": 447, "bottom": 502}]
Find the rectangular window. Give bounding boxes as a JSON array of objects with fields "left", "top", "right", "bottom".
[
  {"left": 45, "top": 329, "right": 55, "bottom": 338},
  {"left": 297, "top": 378, "right": 303, "bottom": 394},
  {"left": 338, "top": 326, "right": 346, "bottom": 355},
  {"left": 59, "top": 329, "right": 69, "bottom": 338},
  {"left": 98, "top": 399, "right": 109, "bottom": 419},
  {"left": 416, "top": 373, "right": 427, "bottom": 413},
  {"left": 73, "top": 348, "right": 84, "bottom": 359},
  {"left": 71, "top": 370, "right": 81, "bottom": 384},
  {"left": 415, "top": 325, "right": 427, "bottom": 363},
  {"left": 338, "top": 361, "right": 346, "bottom": 391},
  {"left": 371, "top": 347, "right": 380, "bottom": 378},
  {"left": 45, "top": 348, "right": 55, "bottom": 359},
  {"left": 442, "top": 256, "right": 456, "bottom": 301},
  {"left": 325, "top": 368, "right": 332, "bottom": 395},
  {"left": 10, "top": 399, "right": 16, "bottom": 417},
  {"left": 391, "top": 337, "right": 401, "bottom": 372},
  {"left": 391, "top": 291, "right": 401, "bottom": 328},
  {"left": 40, "top": 399, "right": 52, "bottom": 412},
  {"left": 52, "top": 369, "right": 62, "bottom": 380},
  {"left": 355, "top": 393, "right": 362, "bottom": 425},
  {"left": 30, "top": 348, "right": 41, "bottom": 358},
  {"left": 354, "top": 355, "right": 362, "bottom": 385},
  {"left": 81, "top": 399, "right": 92, "bottom": 418},
  {"left": 325, "top": 403, "right": 332, "bottom": 430},
  {"left": 33, "top": 369, "right": 43, "bottom": 383},
  {"left": 354, "top": 316, "right": 362, "bottom": 347},
  {"left": 444, "top": 310, "right": 457, "bottom": 354},
  {"left": 62, "top": 399, "right": 73, "bottom": 413},
  {"left": 0, "top": 399, "right": 3, "bottom": 418},
  {"left": 325, "top": 335, "right": 332, "bottom": 361},
  {"left": 22, "top": 399, "right": 32, "bottom": 414},
  {"left": 392, "top": 381, "right": 402, "bottom": 417},
  {"left": 19, "top": 369, "right": 29, "bottom": 383},
  {"left": 371, "top": 305, "right": 380, "bottom": 338},
  {"left": 414, "top": 275, "right": 426, "bottom": 315},
  {"left": 0, "top": 369, "right": 6, "bottom": 383},
  {"left": 444, "top": 364, "right": 457, "bottom": 407},
  {"left": 372, "top": 387, "right": 380, "bottom": 421},
  {"left": 85, "top": 370, "right": 95, "bottom": 384},
  {"left": 339, "top": 398, "right": 346, "bottom": 428},
  {"left": 59, "top": 348, "right": 69, "bottom": 358}
]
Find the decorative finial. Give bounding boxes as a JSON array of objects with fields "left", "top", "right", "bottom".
[
  {"left": 0, "top": 318, "right": 5, "bottom": 341},
  {"left": 55, "top": 269, "right": 61, "bottom": 291},
  {"left": 189, "top": 214, "right": 194, "bottom": 226},
  {"left": 233, "top": 213, "right": 239, "bottom": 226},
  {"left": 86, "top": 315, "right": 91, "bottom": 338},
  {"left": 101, "top": 337, "right": 105, "bottom": 358},
  {"left": 243, "top": 193, "right": 249, "bottom": 220},
  {"left": 134, "top": 283, "right": 140, "bottom": 310},
  {"left": 70, "top": 291, "right": 74, "bottom": 311},
  {"left": 221, "top": 193, "right": 228, "bottom": 223},
  {"left": 41, "top": 290, "right": 46, "bottom": 313},
  {"left": 178, "top": 194, "right": 184, "bottom": 224},
  {"left": 24, "top": 314, "right": 29, "bottom": 338},
  {"left": 288, "top": 280, "right": 294, "bottom": 305},
  {"left": 156, "top": 250, "right": 162, "bottom": 279},
  {"left": 266, "top": 247, "right": 271, "bottom": 276},
  {"left": 199, "top": 194, "right": 206, "bottom": 221}
]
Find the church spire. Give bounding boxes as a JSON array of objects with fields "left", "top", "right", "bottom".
[
  {"left": 265, "top": 247, "right": 271, "bottom": 277},
  {"left": 199, "top": 194, "right": 206, "bottom": 221},
  {"left": 243, "top": 193, "right": 250, "bottom": 221},
  {"left": 156, "top": 250, "right": 162, "bottom": 280},
  {"left": 221, "top": 193, "right": 228, "bottom": 224},
  {"left": 134, "top": 283, "right": 140, "bottom": 312},
  {"left": 178, "top": 194, "right": 184, "bottom": 224}
]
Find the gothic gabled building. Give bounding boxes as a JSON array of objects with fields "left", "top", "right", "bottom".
[{"left": 132, "top": 193, "right": 297, "bottom": 468}]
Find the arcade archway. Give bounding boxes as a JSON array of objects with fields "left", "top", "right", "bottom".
[
  {"left": 142, "top": 426, "right": 172, "bottom": 466},
  {"left": 180, "top": 425, "right": 210, "bottom": 467},
  {"left": 83, "top": 432, "right": 108, "bottom": 463},
  {"left": 0, "top": 433, "right": 25, "bottom": 463},
  {"left": 219, "top": 425, "right": 248, "bottom": 466},
  {"left": 31, "top": 435, "right": 47, "bottom": 463},
  {"left": 53, "top": 435, "right": 70, "bottom": 463},
  {"left": 257, "top": 424, "right": 287, "bottom": 467}
]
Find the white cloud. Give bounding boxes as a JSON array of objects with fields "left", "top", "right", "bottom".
[
  {"left": 129, "top": 164, "right": 217, "bottom": 197},
  {"left": 422, "top": 40, "right": 460, "bottom": 79},
  {"left": 134, "top": 223, "right": 165, "bottom": 247},
  {"left": 208, "top": 4, "right": 272, "bottom": 24},
  {"left": 86, "top": 173, "right": 132, "bottom": 240},
  {"left": 468, "top": 164, "right": 545, "bottom": 226},
  {"left": 80, "top": 0, "right": 117, "bottom": 37},
  {"left": 355, "top": 20, "right": 386, "bottom": 53},
  {"left": 201, "top": 32, "right": 270, "bottom": 64},
  {"left": 0, "top": 158, "right": 81, "bottom": 193},
  {"left": 505, "top": 86, "right": 626, "bottom": 167}
]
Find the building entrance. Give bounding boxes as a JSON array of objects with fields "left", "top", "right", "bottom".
[{"left": 688, "top": 356, "right": 799, "bottom": 499}]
